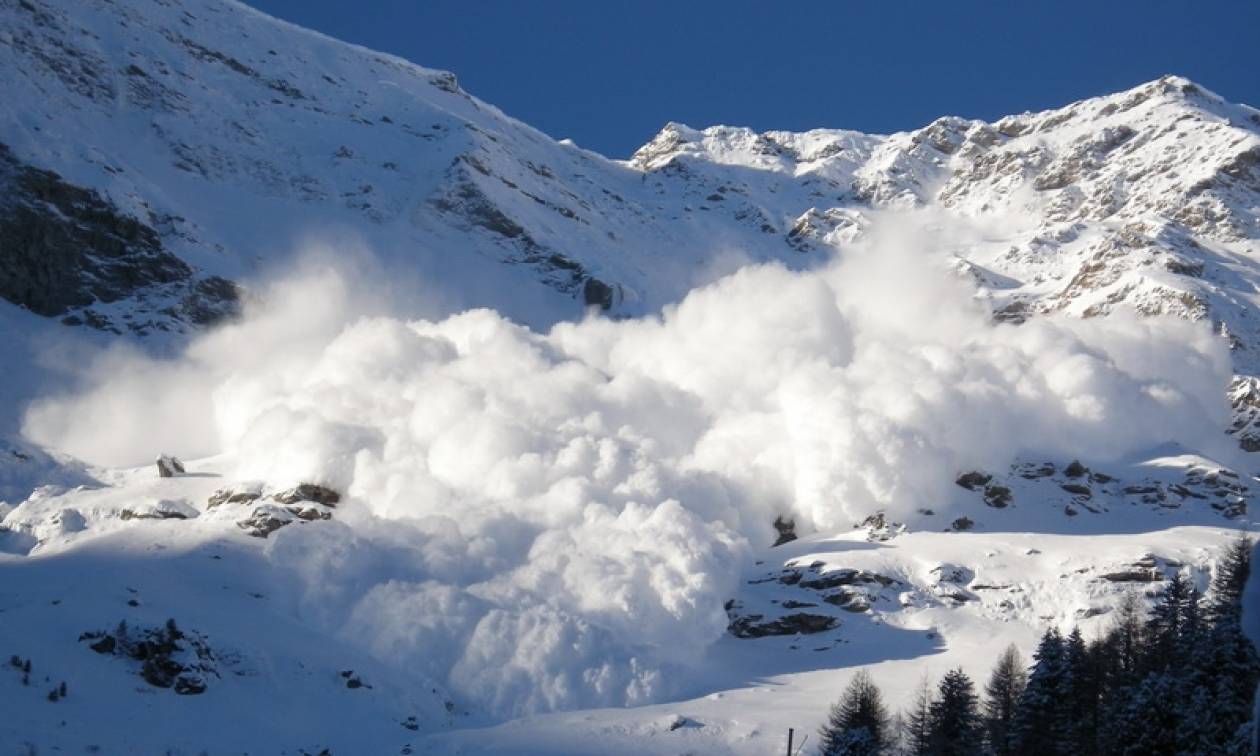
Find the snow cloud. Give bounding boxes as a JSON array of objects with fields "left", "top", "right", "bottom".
[{"left": 20, "top": 210, "right": 1234, "bottom": 717}]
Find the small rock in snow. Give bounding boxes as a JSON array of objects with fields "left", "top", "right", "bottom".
[{"left": 155, "top": 454, "right": 185, "bottom": 478}]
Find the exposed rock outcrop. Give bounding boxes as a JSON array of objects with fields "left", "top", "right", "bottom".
[
  {"left": 726, "top": 608, "right": 839, "bottom": 638},
  {"left": 155, "top": 454, "right": 185, "bottom": 478},
  {"left": 0, "top": 144, "right": 239, "bottom": 333}
]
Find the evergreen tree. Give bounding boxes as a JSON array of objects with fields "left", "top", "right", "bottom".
[
  {"left": 1206, "top": 534, "right": 1252, "bottom": 627},
  {"left": 901, "top": 674, "right": 934, "bottom": 756},
  {"left": 983, "top": 645, "right": 1026, "bottom": 756},
  {"left": 956, "top": 538, "right": 1260, "bottom": 756},
  {"left": 1089, "top": 592, "right": 1147, "bottom": 753},
  {"left": 926, "top": 668, "right": 980, "bottom": 756},
  {"left": 1104, "top": 592, "right": 1147, "bottom": 687},
  {"left": 826, "top": 728, "right": 882, "bottom": 756},
  {"left": 1012, "top": 628, "right": 1067, "bottom": 756},
  {"left": 1145, "top": 572, "right": 1191, "bottom": 673},
  {"left": 1062, "top": 627, "right": 1097, "bottom": 754},
  {"left": 1173, "top": 674, "right": 1219, "bottom": 756},
  {"left": 1103, "top": 672, "right": 1182, "bottom": 756},
  {"left": 819, "top": 669, "right": 891, "bottom": 756},
  {"left": 1195, "top": 535, "right": 1260, "bottom": 751},
  {"left": 1098, "top": 537, "right": 1260, "bottom": 755},
  {"left": 1185, "top": 613, "right": 1260, "bottom": 751},
  {"left": 1182, "top": 585, "right": 1204, "bottom": 649}
]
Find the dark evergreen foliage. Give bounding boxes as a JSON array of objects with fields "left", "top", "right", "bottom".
[
  {"left": 1062, "top": 626, "right": 1097, "bottom": 753},
  {"left": 982, "top": 645, "right": 1026, "bottom": 756},
  {"left": 851, "top": 536, "right": 1260, "bottom": 756},
  {"left": 902, "top": 674, "right": 933, "bottom": 756},
  {"left": 926, "top": 668, "right": 981, "bottom": 756},
  {"left": 820, "top": 669, "right": 892, "bottom": 755},
  {"left": 1012, "top": 628, "right": 1068, "bottom": 755}
]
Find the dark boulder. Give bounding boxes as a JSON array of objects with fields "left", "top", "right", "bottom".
[
  {"left": 983, "top": 484, "right": 1013, "bottom": 508},
  {"left": 728, "top": 612, "right": 839, "bottom": 638},
  {"left": 822, "top": 590, "right": 871, "bottom": 612},
  {"left": 1064, "top": 460, "right": 1089, "bottom": 478},
  {"left": 207, "top": 488, "right": 261, "bottom": 508},
  {"left": 772, "top": 515, "right": 797, "bottom": 546},
  {"left": 173, "top": 674, "right": 206, "bottom": 695},
  {"left": 141, "top": 656, "right": 182, "bottom": 688},
  {"left": 273, "top": 483, "right": 340, "bottom": 507},
  {"left": 798, "top": 568, "right": 898, "bottom": 591},
  {"left": 237, "top": 506, "right": 296, "bottom": 538},
  {"left": 155, "top": 454, "right": 185, "bottom": 478},
  {"left": 583, "top": 277, "right": 616, "bottom": 310},
  {"left": 1098, "top": 569, "right": 1162, "bottom": 583},
  {"left": 955, "top": 471, "right": 992, "bottom": 490}
]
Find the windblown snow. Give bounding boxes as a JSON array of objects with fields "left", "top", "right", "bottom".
[{"left": 15, "top": 210, "right": 1238, "bottom": 721}]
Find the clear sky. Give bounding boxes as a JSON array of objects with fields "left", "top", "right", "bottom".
[{"left": 247, "top": 0, "right": 1260, "bottom": 159}]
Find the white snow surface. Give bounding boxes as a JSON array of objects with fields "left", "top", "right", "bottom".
[{"left": 1, "top": 0, "right": 1260, "bottom": 753}]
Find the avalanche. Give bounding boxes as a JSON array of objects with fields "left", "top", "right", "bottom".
[{"left": 10, "top": 212, "right": 1243, "bottom": 728}]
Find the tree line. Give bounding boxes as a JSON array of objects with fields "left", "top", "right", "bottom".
[{"left": 817, "top": 536, "right": 1259, "bottom": 755}]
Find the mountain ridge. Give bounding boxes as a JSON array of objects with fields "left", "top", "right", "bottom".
[{"left": 3, "top": 0, "right": 1257, "bottom": 346}]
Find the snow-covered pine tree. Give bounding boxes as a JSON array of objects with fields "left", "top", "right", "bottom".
[
  {"left": 1098, "top": 537, "right": 1259, "bottom": 755},
  {"left": 1184, "top": 536, "right": 1260, "bottom": 753},
  {"left": 1097, "top": 572, "right": 1201, "bottom": 752},
  {"left": 1102, "top": 671, "right": 1182, "bottom": 755},
  {"left": 1012, "top": 628, "right": 1067, "bottom": 756},
  {"left": 819, "top": 669, "right": 891, "bottom": 756},
  {"left": 983, "top": 645, "right": 1026, "bottom": 756},
  {"left": 1062, "top": 627, "right": 1098, "bottom": 754},
  {"left": 926, "top": 668, "right": 981, "bottom": 756},
  {"left": 1206, "top": 535, "right": 1252, "bottom": 628},
  {"left": 825, "top": 728, "right": 882, "bottom": 756}
]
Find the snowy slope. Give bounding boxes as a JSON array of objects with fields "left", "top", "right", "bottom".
[
  {"left": 2, "top": 0, "right": 1260, "bottom": 753},
  {"left": 1, "top": 262, "right": 1253, "bottom": 751},
  {"left": 6, "top": 1, "right": 1257, "bottom": 347},
  {"left": 4, "top": 0, "right": 1260, "bottom": 448},
  {"left": 0, "top": 0, "right": 851, "bottom": 335},
  {"left": 632, "top": 80, "right": 1260, "bottom": 379},
  {"left": 0, "top": 459, "right": 1244, "bottom": 753}
]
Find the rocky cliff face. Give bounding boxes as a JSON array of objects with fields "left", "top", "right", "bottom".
[{"left": 0, "top": 143, "right": 238, "bottom": 333}]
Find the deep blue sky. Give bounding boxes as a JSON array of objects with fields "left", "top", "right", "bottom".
[{"left": 249, "top": 0, "right": 1260, "bottom": 159}]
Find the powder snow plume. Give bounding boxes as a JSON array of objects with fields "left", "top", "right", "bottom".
[{"left": 20, "top": 211, "right": 1234, "bottom": 717}]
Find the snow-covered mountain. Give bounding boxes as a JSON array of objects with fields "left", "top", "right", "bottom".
[
  {"left": 2, "top": 0, "right": 1260, "bottom": 753},
  {"left": 6, "top": 0, "right": 1258, "bottom": 339}
]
